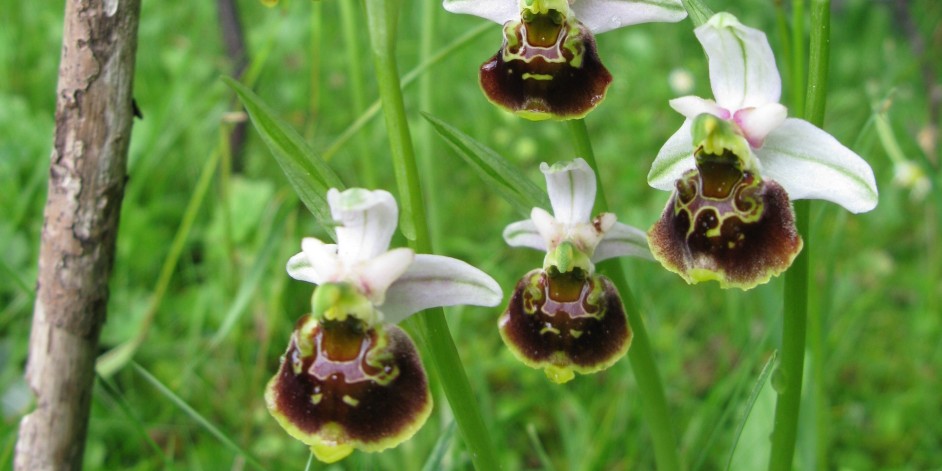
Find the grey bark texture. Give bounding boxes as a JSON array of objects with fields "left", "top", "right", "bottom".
[{"left": 15, "top": 0, "right": 141, "bottom": 469}]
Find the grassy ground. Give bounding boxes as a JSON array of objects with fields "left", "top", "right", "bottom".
[{"left": 1, "top": 0, "right": 940, "bottom": 469}]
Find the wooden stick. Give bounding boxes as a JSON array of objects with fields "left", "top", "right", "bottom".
[{"left": 15, "top": 1, "right": 141, "bottom": 469}]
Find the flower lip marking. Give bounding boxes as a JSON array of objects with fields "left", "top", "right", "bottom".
[
  {"left": 266, "top": 315, "right": 431, "bottom": 459},
  {"left": 499, "top": 269, "right": 632, "bottom": 383}
]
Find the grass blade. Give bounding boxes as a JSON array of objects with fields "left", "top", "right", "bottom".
[
  {"left": 96, "top": 375, "right": 173, "bottom": 468},
  {"left": 727, "top": 351, "right": 779, "bottom": 471},
  {"left": 423, "top": 112, "right": 548, "bottom": 216},
  {"left": 526, "top": 423, "right": 557, "bottom": 471},
  {"left": 209, "top": 204, "right": 287, "bottom": 348},
  {"left": 96, "top": 148, "right": 220, "bottom": 378},
  {"left": 131, "top": 362, "right": 268, "bottom": 471},
  {"left": 223, "top": 76, "right": 344, "bottom": 230},
  {"left": 420, "top": 421, "right": 457, "bottom": 471}
]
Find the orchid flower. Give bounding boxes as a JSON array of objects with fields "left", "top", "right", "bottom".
[
  {"left": 444, "top": 0, "right": 686, "bottom": 120},
  {"left": 266, "top": 188, "right": 502, "bottom": 463},
  {"left": 646, "top": 13, "right": 878, "bottom": 290},
  {"left": 500, "top": 159, "right": 650, "bottom": 383}
]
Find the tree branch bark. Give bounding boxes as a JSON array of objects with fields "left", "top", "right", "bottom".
[{"left": 15, "top": 1, "right": 141, "bottom": 469}]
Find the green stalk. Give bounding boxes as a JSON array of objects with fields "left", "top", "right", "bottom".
[
  {"left": 680, "top": 0, "right": 714, "bottom": 27},
  {"left": 805, "top": 5, "right": 831, "bottom": 470},
  {"left": 339, "top": 0, "right": 377, "bottom": 187},
  {"left": 568, "top": 119, "right": 681, "bottom": 470},
  {"left": 768, "top": 1, "right": 829, "bottom": 469},
  {"left": 363, "top": 1, "right": 500, "bottom": 469},
  {"left": 773, "top": 0, "right": 793, "bottom": 91},
  {"left": 790, "top": 0, "right": 806, "bottom": 117},
  {"left": 310, "top": 0, "right": 322, "bottom": 135},
  {"left": 418, "top": 0, "right": 443, "bottom": 250}
]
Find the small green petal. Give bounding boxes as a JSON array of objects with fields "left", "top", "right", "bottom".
[
  {"left": 310, "top": 442, "right": 354, "bottom": 464},
  {"left": 544, "top": 365, "right": 576, "bottom": 384}
]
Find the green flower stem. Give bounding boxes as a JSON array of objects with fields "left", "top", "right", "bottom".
[
  {"left": 773, "top": 0, "right": 794, "bottom": 93},
  {"left": 364, "top": 1, "right": 500, "bottom": 469},
  {"left": 339, "top": 0, "right": 377, "bottom": 187},
  {"left": 806, "top": 3, "right": 831, "bottom": 469},
  {"left": 568, "top": 119, "right": 681, "bottom": 471},
  {"left": 768, "top": 1, "right": 829, "bottom": 469},
  {"left": 790, "top": 0, "right": 806, "bottom": 117},
  {"left": 680, "top": 0, "right": 714, "bottom": 27},
  {"left": 418, "top": 0, "right": 444, "bottom": 250},
  {"left": 309, "top": 0, "right": 322, "bottom": 134}
]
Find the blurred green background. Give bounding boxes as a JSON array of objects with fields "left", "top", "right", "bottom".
[{"left": 1, "top": 0, "right": 940, "bottom": 469}]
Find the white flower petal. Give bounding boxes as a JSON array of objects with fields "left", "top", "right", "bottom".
[
  {"left": 541, "top": 158, "right": 596, "bottom": 224},
  {"left": 592, "top": 221, "right": 653, "bottom": 262},
  {"left": 286, "top": 238, "right": 339, "bottom": 284},
  {"left": 569, "top": 212, "right": 614, "bottom": 255},
  {"left": 442, "top": 0, "right": 518, "bottom": 25},
  {"left": 531, "top": 207, "right": 562, "bottom": 249},
  {"left": 380, "top": 254, "right": 503, "bottom": 325},
  {"left": 696, "top": 12, "right": 781, "bottom": 110},
  {"left": 572, "top": 0, "right": 686, "bottom": 34},
  {"left": 669, "top": 95, "right": 730, "bottom": 120},
  {"left": 759, "top": 118, "right": 878, "bottom": 213},
  {"left": 329, "top": 188, "right": 399, "bottom": 262},
  {"left": 734, "top": 103, "right": 788, "bottom": 148},
  {"left": 356, "top": 248, "right": 415, "bottom": 306},
  {"left": 648, "top": 119, "right": 695, "bottom": 191},
  {"left": 503, "top": 219, "right": 548, "bottom": 251}
]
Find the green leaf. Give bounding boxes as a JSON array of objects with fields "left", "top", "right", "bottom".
[
  {"left": 223, "top": 76, "right": 344, "bottom": 230},
  {"left": 526, "top": 423, "right": 557, "bottom": 471},
  {"left": 681, "top": 0, "right": 714, "bottom": 27},
  {"left": 132, "top": 362, "right": 268, "bottom": 471},
  {"left": 420, "top": 421, "right": 457, "bottom": 471},
  {"left": 209, "top": 202, "right": 288, "bottom": 348},
  {"left": 727, "top": 351, "right": 778, "bottom": 471},
  {"left": 423, "top": 112, "right": 548, "bottom": 217}
]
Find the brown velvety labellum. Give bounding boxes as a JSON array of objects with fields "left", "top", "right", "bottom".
[
  {"left": 499, "top": 269, "right": 632, "bottom": 371},
  {"left": 649, "top": 168, "right": 803, "bottom": 289},
  {"left": 479, "top": 19, "right": 612, "bottom": 119},
  {"left": 268, "top": 316, "right": 430, "bottom": 448}
]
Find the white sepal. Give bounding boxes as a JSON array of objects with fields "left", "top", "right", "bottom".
[
  {"left": 442, "top": 0, "right": 518, "bottom": 25},
  {"left": 734, "top": 103, "right": 788, "bottom": 148},
  {"left": 329, "top": 188, "right": 399, "bottom": 262},
  {"left": 648, "top": 118, "right": 695, "bottom": 191},
  {"left": 355, "top": 247, "right": 415, "bottom": 306},
  {"left": 380, "top": 254, "right": 504, "bottom": 325},
  {"left": 503, "top": 219, "right": 547, "bottom": 251},
  {"left": 669, "top": 95, "right": 730, "bottom": 120},
  {"left": 531, "top": 207, "right": 561, "bottom": 250},
  {"left": 572, "top": 0, "right": 687, "bottom": 34},
  {"left": 592, "top": 221, "right": 653, "bottom": 262},
  {"left": 286, "top": 238, "right": 339, "bottom": 285},
  {"left": 759, "top": 119, "right": 878, "bottom": 213},
  {"left": 696, "top": 12, "right": 781, "bottom": 111},
  {"left": 541, "top": 158, "right": 596, "bottom": 225}
]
